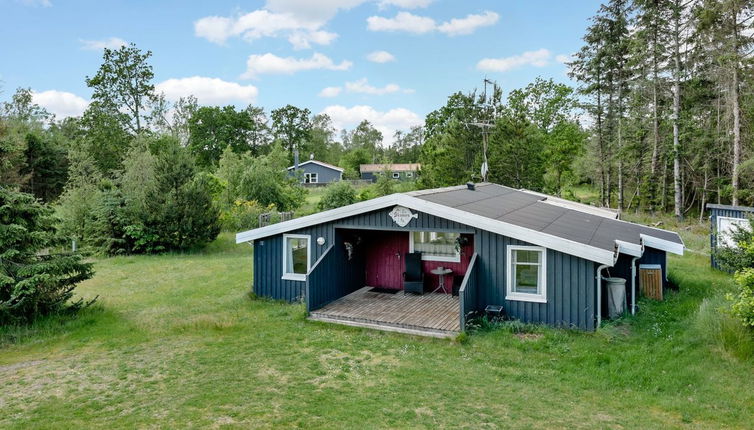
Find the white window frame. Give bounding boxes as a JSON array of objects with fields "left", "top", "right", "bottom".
[
  {"left": 408, "top": 231, "right": 461, "bottom": 263},
  {"left": 282, "top": 234, "right": 311, "bottom": 281},
  {"left": 506, "top": 245, "right": 547, "bottom": 303},
  {"left": 304, "top": 172, "right": 318, "bottom": 184},
  {"left": 717, "top": 216, "right": 751, "bottom": 248},
  {"left": 406, "top": 172, "right": 414, "bottom": 178},
  {"left": 392, "top": 172, "right": 400, "bottom": 179}
]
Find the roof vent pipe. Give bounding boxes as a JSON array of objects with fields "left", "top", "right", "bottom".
[{"left": 467, "top": 182, "right": 475, "bottom": 191}]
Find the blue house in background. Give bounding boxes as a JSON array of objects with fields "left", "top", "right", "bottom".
[
  {"left": 288, "top": 159, "right": 343, "bottom": 185},
  {"left": 236, "top": 183, "right": 684, "bottom": 337},
  {"left": 360, "top": 163, "right": 421, "bottom": 182}
]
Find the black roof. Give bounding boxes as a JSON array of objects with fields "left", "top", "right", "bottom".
[
  {"left": 706, "top": 203, "right": 754, "bottom": 213},
  {"left": 411, "top": 183, "right": 683, "bottom": 253}
]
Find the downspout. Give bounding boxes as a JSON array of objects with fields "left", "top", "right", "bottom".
[
  {"left": 630, "top": 256, "right": 639, "bottom": 315},
  {"left": 595, "top": 264, "right": 610, "bottom": 329}
]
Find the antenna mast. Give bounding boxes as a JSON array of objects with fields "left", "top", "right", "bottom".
[{"left": 467, "top": 78, "right": 497, "bottom": 182}]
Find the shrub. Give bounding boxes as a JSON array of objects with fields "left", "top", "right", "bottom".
[
  {"left": 318, "top": 181, "right": 357, "bottom": 211},
  {"left": 216, "top": 144, "right": 307, "bottom": 212},
  {"left": 220, "top": 199, "right": 274, "bottom": 231},
  {"left": 693, "top": 295, "right": 754, "bottom": 360},
  {"left": 730, "top": 269, "right": 754, "bottom": 328},
  {"left": 0, "top": 186, "right": 94, "bottom": 324},
  {"left": 374, "top": 173, "right": 395, "bottom": 196},
  {"left": 57, "top": 138, "right": 221, "bottom": 254}
]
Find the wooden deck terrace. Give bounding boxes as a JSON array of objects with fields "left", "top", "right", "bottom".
[{"left": 308, "top": 287, "right": 461, "bottom": 338}]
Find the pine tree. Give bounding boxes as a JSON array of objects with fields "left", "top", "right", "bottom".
[{"left": 0, "top": 186, "right": 94, "bottom": 324}]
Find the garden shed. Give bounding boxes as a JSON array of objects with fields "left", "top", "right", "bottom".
[
  {"left": 237, "top": 183, "right": 684, "bottom": 337},
  {"left": 707, "top": 203, "right": 754, "bottom": 270}
]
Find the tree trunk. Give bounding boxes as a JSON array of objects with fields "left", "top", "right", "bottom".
[
  {"left": 731, "top": 3, "right": 741, "bottom": 206},
  {"left": 649, "top": 28, "right": 660, "bottom": 211},
  {"left": 672, "top": 1, "right": 682, "bottom": 219},
  {"left": 732, "top": 66, "right": 741, "bottom": 206}
]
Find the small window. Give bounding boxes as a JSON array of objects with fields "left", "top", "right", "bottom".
[
  {"left": 304, "top": 172, "right": 318, "bottom": 184},
  {"left": 410, "top": 231, "right": 460, "bottom": 263},
  {"left": 282, "top": 234, "right": 310, "bottom": 281},
  {"left": 406, "top": 172, "right": 413, "bottom": 178},
  {"left": 506, "top": 246, "right": 547, "bottom": 303},
  {"left": 392, "top": 172, "right": 400, "bottom": 179},
  {"left": 717, "top": 216, "right": 751, "bottom": 248}
]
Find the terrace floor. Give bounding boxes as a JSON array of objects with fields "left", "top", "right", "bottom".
[{"left": 308, "top": 287, "right": 460, "bottom": 338}]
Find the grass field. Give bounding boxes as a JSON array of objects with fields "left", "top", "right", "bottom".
[{"left": 2, "top": 223, "right": 754, "bottom": 428}]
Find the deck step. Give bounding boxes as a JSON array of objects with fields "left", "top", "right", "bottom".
[{"left": 308, "top": 313, "right": 458, "bottom": 338}]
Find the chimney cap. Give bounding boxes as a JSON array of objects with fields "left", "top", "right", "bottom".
[{"left": 466, "top": 182, "right": 475, "bottom": 191}]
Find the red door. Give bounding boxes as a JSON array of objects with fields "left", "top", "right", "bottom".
[{"left": 365, "top": 231, "right": 410, "bottom": 290}]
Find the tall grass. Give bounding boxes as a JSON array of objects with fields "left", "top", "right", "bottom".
[{"left": 693, "top": 295, "right": 754, "bottom": 361}]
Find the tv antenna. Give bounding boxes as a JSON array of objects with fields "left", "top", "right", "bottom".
[{"left": 466, "top": 78, "right": 498, "bottom": 182}]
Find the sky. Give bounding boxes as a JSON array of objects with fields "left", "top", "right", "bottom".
[{"left": 0, "top": 0, "right": 601, "bottom": 143}]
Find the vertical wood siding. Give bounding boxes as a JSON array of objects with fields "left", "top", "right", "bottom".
[
  {"left": 252, "top": 206, "right": 600, "bottom": 330},
  {"left": 306, "top": 232, "right": 365, "bottom": 311},
  {"left": 473, "top": 229, "right": 597, "bottom": 330}
]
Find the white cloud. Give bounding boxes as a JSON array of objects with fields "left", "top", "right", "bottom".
[
  {"left": 265, "top": 0, "right": 368, "bottom": 23},
  {"left": 436, "top": 11, "right": 498, "bottom": 36},
  {"left": 345, "top": 78, "right": 411, "bottom": 95},
  {"left": 194, "top": 1, "right": 363, "bottom": 48},
  {"left": 367, "top": 10, "right": 498, "bottom": 36},
  {"left": 319, "top": 86, "right": 342, "bottom": 97},
  {"left": 322, "top": 105, "right": 423, "bottom": 145},
  {"left": 79, "top": 37, "right": 128, "bottom": 51},
  {"left": 242, "top": 52, "right": 352, "bottom": 78},
  {"left": 476, "top": 48, "right": 552, "bottom": 72},
  {"left": 378, "top": 0, "right": 433, "bottom": 8},
  {"left": 31, "top": 90, "right": 88, "bottom": 118},
  {"left": 318, "top": 78, "right": 412, "bottom": 97},
  {"left": 366, "top": 50, "right": 396, "bottom": 63},
  {"left": 194, "top": 10, "right": 321, "bottom": 45},
  {"left": 555, "top": 53, "right": 572, "bottom": 64},
  {"left": 18, "top": 0, "right": 51, "bottom": 7},
  {"left": 156, "top": 76, "right": 258, "bottom": 105},
  {"left": 367, "top": 11, "right": 436, "bottom": 34},
  {"left": 288, "top": 30, "right": 338, "bottom": 50}
]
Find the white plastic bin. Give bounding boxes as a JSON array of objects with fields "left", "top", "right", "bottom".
[{"left": 605, "top": 277, "right": 627, "bottom": 318}]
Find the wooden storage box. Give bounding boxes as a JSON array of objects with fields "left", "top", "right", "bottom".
[{"left": 639, "top": 264, "right": 663, "bottom": 300}]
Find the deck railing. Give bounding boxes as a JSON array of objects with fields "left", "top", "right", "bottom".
[{"left": 458, "top": 253, "right": 479, "bottom": 330}]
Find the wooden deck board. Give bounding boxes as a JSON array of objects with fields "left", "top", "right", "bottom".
[{"left": 309, "top": 287, "right": 461, "bottom": 336}]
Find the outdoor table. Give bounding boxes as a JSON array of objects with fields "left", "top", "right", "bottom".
[{"left": 430, "top": 267, "right": 453, "bottom": 294}]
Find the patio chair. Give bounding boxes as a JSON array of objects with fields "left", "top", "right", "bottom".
[{"left": 403, "top": 252, "right": 424, "bottom": 295}]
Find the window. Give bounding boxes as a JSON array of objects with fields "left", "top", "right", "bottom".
[
  {"left": 282, "top": 234, "right": 310, "bottom": 281},
  {"left": 406, "top": 172, "right": 413, "bottom": 178},
  {"left": 717, "top": 216, "right": 751, "bottom": 248},
  {"left": 392, "top": 172, "right": 400, "bottom": 179},
  {"left": 409, "top": 231, "right": 460, "bottom": 263},
  {"left": 506, "top": 246, "right": 547, "bottom": 303},
  {"left": 304, "top": 172, "right": 318, "bottom": 184}
]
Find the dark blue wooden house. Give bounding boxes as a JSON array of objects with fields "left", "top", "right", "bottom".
[
  {"left": 707, "top": 203, "right": 754, "bottom": 270},
  {"left": 237, "top": 183, "right": 684, "bottom": 337},
  {"left": 288, "top": 160, "right": 343, "bottom": 185}
]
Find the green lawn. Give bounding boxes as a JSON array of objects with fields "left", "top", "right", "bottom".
[{"left": 1, "top": 228, "right": 753, "bottom": 429}]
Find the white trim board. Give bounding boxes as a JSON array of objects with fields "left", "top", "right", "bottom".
[
  {"left": 236, "top": 192, "right": 684, "bottom": 266},
  {"left": 506, "top": 245, "right": 548, "bottom": 303},
  {"left": 281, "top": 234, "right": 311, "bottom": 282}
]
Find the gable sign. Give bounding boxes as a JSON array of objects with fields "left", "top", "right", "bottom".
[
  {"left": 718, "top": 216, "right": 752, "bottom": 248},
  {"left": 389, "top": 205, "right": 418, "bottom": 227}
]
